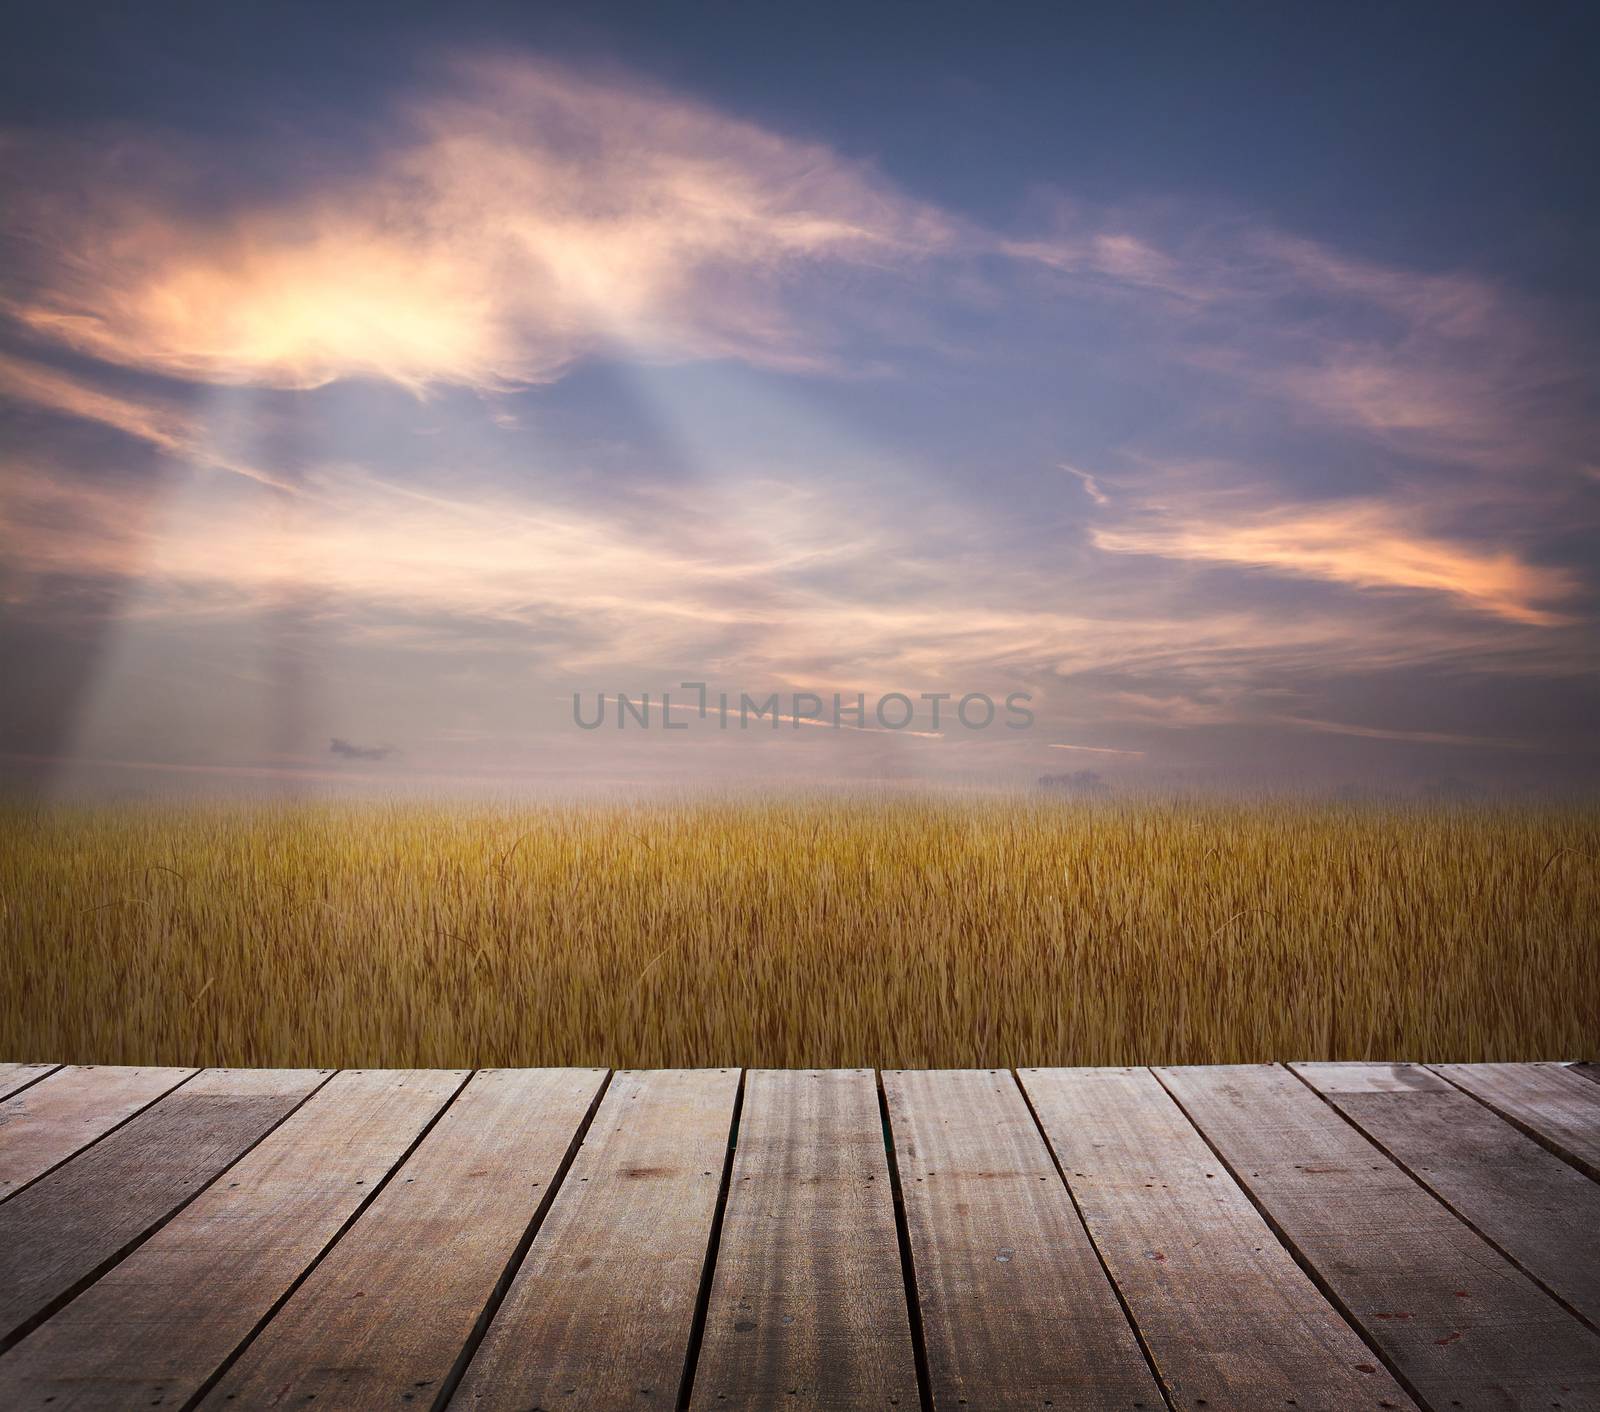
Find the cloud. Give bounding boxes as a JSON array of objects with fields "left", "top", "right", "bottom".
[
  {"left": 1016, "top": 209, "right": 1590, "bottom": 480},
  {"left": 0, "top": 353, "right": 193, "bottom": 453},
  {"left": 1001, "top": 230, "right": 1196, "bottom": 301},
  {"left": 1058, "top": 463, "right": 1110, "bottom": 505},
  {"left": 10, "top": 435, "right": 1593, "bottom": 782},
  {"left": 4, "top": 58, "right": 1587, "bottom": 494},
  {"left": 2, "top": 58, "right": 953, "bottom": 393},
  {"left": 0, "top": 449, "right": 1474, "bottom": 690},
  {"left": 0, "top": 353, "right": 300, "bottom": 492},
  {"left": 1097, "top": 690, "right": 1252, "bottom": 727},
  {"left": 1091, "top": 492, "right": 1578, "bottom": 626}
]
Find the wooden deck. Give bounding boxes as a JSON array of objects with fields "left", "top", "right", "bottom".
[{"left": 0, "top": 1062, "right": 1596, "bottom": 1410}]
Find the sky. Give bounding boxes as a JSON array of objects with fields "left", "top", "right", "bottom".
[{"left": 1, "top": 1, "right": 1597, "bottom": 796}]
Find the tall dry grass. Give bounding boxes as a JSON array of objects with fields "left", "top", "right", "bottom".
[{"left": 1, "top": 797, "right": 1595, "bottom": 1068}]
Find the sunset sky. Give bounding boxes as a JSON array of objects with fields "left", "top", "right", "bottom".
[{"left": 2, "top": 3, "right": 1597, "bottom": 794}]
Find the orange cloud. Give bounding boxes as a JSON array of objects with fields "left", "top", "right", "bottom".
[
  {"left": 5, "top": 59, "right": 952, "bottom": 393},
  {"left": 1092, "top": 498, "right": 1577, "bottom": 626}
]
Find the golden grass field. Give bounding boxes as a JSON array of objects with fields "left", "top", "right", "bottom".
[{"left": 2, "top": 797, "right": 1596, "bottom": 1069}]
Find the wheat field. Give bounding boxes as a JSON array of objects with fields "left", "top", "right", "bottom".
[{"left": 1, "top": 797, "right": 1595, "bottom": 1069}]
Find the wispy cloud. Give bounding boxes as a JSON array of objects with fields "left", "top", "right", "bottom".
[
  {"left": 1058, "top": 463, "right": 1110, "bottom": 505},
  {"left": 3, "top": 58, "right": 953, "bottom": 394},
  {"left": 1016, "top": 210, "right": 1590, "bottom": 480},
  {"left": 0, "top": 353, "right": 299, "bottom": 492},
  {"left": 1091, "top": 491, "right": 1578, "bottom": 626}
]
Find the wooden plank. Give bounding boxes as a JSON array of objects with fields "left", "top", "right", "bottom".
[
  {"left": 1160, "top": 1064, "right": 1600, "bottom": 1412},
  {"left": 1294, "top": 1063, "right": 1600, "bottom": 1331},
  {"left": 454, "top": 1068, "right": 740, "bottom": 1410},
  {"left": 689, "top": 1069, "right": 919, "bottom": 1411},
  {"left": 1431, "top": 1062, "right": 1600, "bottom": 1180},
  {"left": 0, "top": 1065, "right": 195, "bottom": 1202},
  {"left": 201, "top": 1067, "right": 607, "bottom": 1409},
  {"left": 1020, "top": 1066, "right": 1419, "bottom": 1411},
  {"left": 0, "top": 1069, "right": 464, "bottom": 1410},
  {"left": 884, "top": 1068, "right": 1162, "bottom": 1410},
  {"left": 0, "top": 1066, "right": 58, "bottom": 1103},
  {"left": 0, "top": 1067, "right": 326, "bottom": 1350}
]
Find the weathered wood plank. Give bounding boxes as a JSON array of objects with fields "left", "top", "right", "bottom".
[
  {"left": 1431, "top": 1062, "right": 1600, "bottom": 1180},
  {"left": 1297, "top": 1063, "right": 1600, "bottom": 1329},
  {"left": 0, "top": 1068, "right": 327, "bottom": 1350},
  {"left": 0, "top": 1065, "right": 195, "bottom": 1202},
  {"left": 1021, "top": 1066, "right": 1418, "bottom": 1411},
  {"left": 0, "top": 1066, "right": 58, "bottom": 1103},
  {"left": 884, "top": 1068, "right": 1162, "bottom": 1410},
  {"left": 453, "top": 1068, "right": 739, "bottom": 1410},
  {"left": 689, "top": 1069, "right": 919, "bottom": 1411},
  {"left": 1160, "top": 1064, "right": 1600, "bottom": 1412},
  {"left": 201, "top": 1067, "right": 606, "bottom": 1410},
  {"left": 0, "top": 1069, "right": 463, "bottom": 1410}
]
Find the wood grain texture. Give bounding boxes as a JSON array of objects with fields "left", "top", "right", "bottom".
[
  {"left": 0, "top": 1068, "right": 327, "bottom": 1350},
  {"left": 1432, "top": 1062, "right": 1600, "bottom": 1180},
  {"left": 884, "top": 1068, "right": 1162, "bottom": 1410},
  {"left": 1296, "top": 1062, "right": 1600, "bottom": 1329},
  {"left": 1022, "top": 1066, "right": 1418, "bottom": 1411},
  {"left": 202, "top": 1067, "right": 607, "bottom": 1410},
  {"left": 690, "top": 1069, "right": 919, "bottom": 1411},
  {"left": 0, "top": 1065, "right": 195, "bottom": 1202},
  {"left": 0, "top": 1067, "right": 58, "bottom": 1103},
  {"left": 1161, "top": 1064, "right": 1600, "bottom": 1412},
  {"left": 453, "top": 1068, "right": 739, "bottom": 1411},
  {"left": 0, "top": 1069, "right": 463, "bottom": 1410}
]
